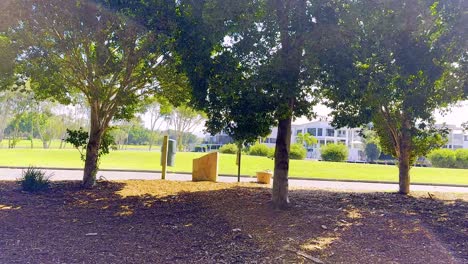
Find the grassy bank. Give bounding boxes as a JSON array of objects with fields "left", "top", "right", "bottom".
[{"left": 0, "top": 149, "right": 467, "bottom": 185}]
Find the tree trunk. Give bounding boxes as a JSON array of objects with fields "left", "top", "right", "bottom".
[
  {"left": 82, "top": 109, "right": 104, "bottom": 188},
  {"left": 272, "top": 117, "right": 292, "bottom": 209},
  {"left": 398, "top": 128, "right": 411, "bottom": 194}
]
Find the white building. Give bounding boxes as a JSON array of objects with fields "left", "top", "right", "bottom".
[
  {"left": 262, "top": 118, "right": 468, "bottom": 161},
  {"left": 438, "top": 124, "right": 468, "bottom": 149},
  {"left": 262, "top": 116, "right": 365, "bottom": 161},
  {"left": 204, "top": 118, "right": 468, "bottom": 160}
]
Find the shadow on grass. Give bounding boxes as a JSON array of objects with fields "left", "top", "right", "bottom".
[{"left": 0, "top": 180, "right": 466, "bottom": 263}]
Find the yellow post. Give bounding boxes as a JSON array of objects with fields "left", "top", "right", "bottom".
[{"left": 161, "top": 135, "right": 168, "bottom": 180}]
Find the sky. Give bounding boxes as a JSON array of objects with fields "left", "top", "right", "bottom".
[
  {"left": 294, "top": 101, "right": 468, "bottom": 126},
  {"left": 143, "top": 100, "right": 468, "bottom": 138}
]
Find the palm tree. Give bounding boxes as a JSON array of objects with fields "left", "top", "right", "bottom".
[{"left": 296, "top": 132, "right": 318, "bottom": 147}]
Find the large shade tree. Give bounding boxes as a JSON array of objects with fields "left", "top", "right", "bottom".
[
  {"left": 169, "top": 0, "right": 341, "bottom": 208},
  {"left": 10, "top": 0, "right": 187, "bottom": 187},
  {"left": 319, "top": 0, "right": 467, "bottom": 194}
]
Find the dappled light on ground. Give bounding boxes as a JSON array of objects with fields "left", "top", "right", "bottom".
[
  {"left": 0, "top": 180, "right": 466, "bottom": 263},
  {"left": 0, "top": 204, "right": 21, "bottom": 210},
  {"left": 114, "top": 180, "right": 264, "bottom": 198},
  {"left": 301, "top": 236, "right": 338, "bottom": 252}
]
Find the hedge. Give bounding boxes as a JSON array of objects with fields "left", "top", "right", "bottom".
[
  {"left": 427, "top": 149, "right": 457, "bottom": 168},
  {"left": 249, "top": 144, "right": 271, "bottom": 157},
  {"left": 290, "top": 143, "right": 307, "bottom": 160},
  {"left": 320, "top": 143, "right": 348, "bottom": 162},
  {"left": 427, "top": 148, "right": 468, "bottom": 169},
  {"left": 219, "top": 143, "right": 238, "bottom": 154}
]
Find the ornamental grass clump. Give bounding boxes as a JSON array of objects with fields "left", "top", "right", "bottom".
[{"left": 17, "top": 167, "right": 51, "bottom": 192}]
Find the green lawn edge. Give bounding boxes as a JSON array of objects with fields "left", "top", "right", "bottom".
[{"left": 0, "top": 149, "right": 466, "bottom": 185}]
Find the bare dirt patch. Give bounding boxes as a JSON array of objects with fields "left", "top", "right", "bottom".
[{"left": 0, "top": 180, "right": 466, "bottom": 263}]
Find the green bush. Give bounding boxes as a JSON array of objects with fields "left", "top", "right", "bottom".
[
  {"left": 320, "top": 143, "right": 349, "bottom": 162},
  {"left": 267, "top": 147, "right": 276, "bottom": 158},
  {"left": 427, "top": 149, "right": 456, "bottom": 168},
  {"left": 17, "top": 167, "right": 51, "bottom": 192},
  {"left": 455, "top": 149, "right": 468, "bottom": 169},
  {"left": 290, "top": 143, "right": 307, "bottom": 160},
  {"left": 249, "top": 144, "right": 271, "bottom": 157},
  {"left": 219, "top": 143, "right": 238, "bottom": 154}
]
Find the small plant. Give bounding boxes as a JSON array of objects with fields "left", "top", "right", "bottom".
[
  {"left": 17, "top": 167, "right": 51, "bottom": 192},
  {"left": 65, "top": 127, "right": 117, "bottom": 162},
  {"left": 249, "top": 143, "right": 271, "bottom": 157},
  {"left": 290, "top": 143, "right": 307, "bottom": 160},
  {"left": 267, "top": 147, "right": 276, "bottom": 158},
  {"left": 219, "top": 143, "right": 238, "bottom": 154},
  {"left": 320, "top": 143, "right": 349, "bottom": 162}
]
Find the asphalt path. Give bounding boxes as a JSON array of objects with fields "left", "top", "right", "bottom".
[{"left": 1, "top": 168, "right": 467, "bottom": 193}]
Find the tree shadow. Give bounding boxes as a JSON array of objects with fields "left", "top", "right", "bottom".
[{"left": 0, "top": 180, "right": 466, "bottom": 263}]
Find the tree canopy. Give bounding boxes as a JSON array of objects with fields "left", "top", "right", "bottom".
[
  {"left": 170, "top": 0, "right": 341, "bottom": 208},
  {"left": 320, "top": 0, "right": 467, "bottom": 193},
  {"left": 9, "top": 0, "right": 190, "bottom": 187}
]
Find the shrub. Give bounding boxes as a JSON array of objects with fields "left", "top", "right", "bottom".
[
  {"left": 17, "top": 167, "right": 51, "bottom": 192},
  {"left": 219, "top": 143, "right": 238, "bottom": 154},
  {"left": 320, "top": 143, "right": 348, "bottom": 162},
  {"left": 427, "top": 149, "right": 456, "bottom": 168},
  {"left": 267, "top": 147, "right": 276, "bottom": 158},
  {"left": 365, "top": 142, "right": 381, "bottom": 162},
  {"left": 455, "top": 149, "right": 468, "bottom": 169},
  {"left": 249, "top": 144, "right": 271, "bottom": 157},
  {"left": 290, "top": 143, "right": 307, "bottom": 160}
]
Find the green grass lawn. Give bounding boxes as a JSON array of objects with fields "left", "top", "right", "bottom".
[
  {"left": 0, "top": 139, "right": 159, "bottom": 151},
  {"left": 0, "top": 148, "right": 466, "bottom": 185}
]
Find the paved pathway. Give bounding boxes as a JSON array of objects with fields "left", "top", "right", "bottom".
[{"left": 1, "top": 168, "right": 467, "bottom": 193}]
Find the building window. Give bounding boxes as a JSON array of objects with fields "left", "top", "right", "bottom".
[
  {"left": 296, "top": 129, "right": 302, "bottom": 135},
  {"left": 317, "top": 128, "right": 323, "bottom": 136},
  {"left": 465, "top": 135, "right": 468, "bottom": 141},
  {"left": 319, "top": 140, "right": 325, "bottom": 146},
  {"left": 326, "top": 129, "right": 334, "bottom": 137},
  {"left": 337, "top": 130, "right": 346, "bottom": 137},
  {"left": 307, "top": 128, "right": 317, "bottom": 136},
  {"left": 270, "top": 138, "right": 277, "bottom": 144}
]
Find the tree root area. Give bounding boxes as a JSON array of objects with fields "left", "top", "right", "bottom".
[{"left": 0, "top": 180, "right": 466, "bottom": 263}]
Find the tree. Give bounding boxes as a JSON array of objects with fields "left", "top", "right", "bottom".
[
  {"left": 2, "top": 90, "right": 36, "bottom": 148},
  {"left": 320, "top": 0, "right": 466, "bottom": 194},
  {"left": 296, "top": 133, "right": 318, "bottom": 148},
  {"left": 171, "top": 0, "right": 337, "bottom": 209},
  {"left": 11, "top": 0, "right": 187, "bottom": 187},
  {"left": 0, "top": 91, "right": 22, "bottom": 143},
  {"left": 35, "top": 113, "right": 65, "bottom": 149},
  {"left": 145, "top": 99, "right": 172, "bottom": 151},
  {"left": 365, "top": 143, "right": 381, "bottom": 162},
  {"left": 169, "top": 105, "right": 204, "bottom": 151},
  {"left": 127, "top": 119, "right": 151, "bottom": 145},
  {"left": 0, "top": 35, "right": 16, "bottom": 89},
  {"left": 361, "top": 127, "right": 381, "bottom": 162}
]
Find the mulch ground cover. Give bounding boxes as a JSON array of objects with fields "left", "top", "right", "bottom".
[{"left": 0, "top": 180, "right": 466, "bottom": 264}]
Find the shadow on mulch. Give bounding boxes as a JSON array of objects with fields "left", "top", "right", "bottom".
[{"left": 0, "top": 180, "right": 466, "bottom": 264}]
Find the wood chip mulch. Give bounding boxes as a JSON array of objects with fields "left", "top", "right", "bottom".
[{"left": 0, "top": 180, "right": 466, "bottom": 264}]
